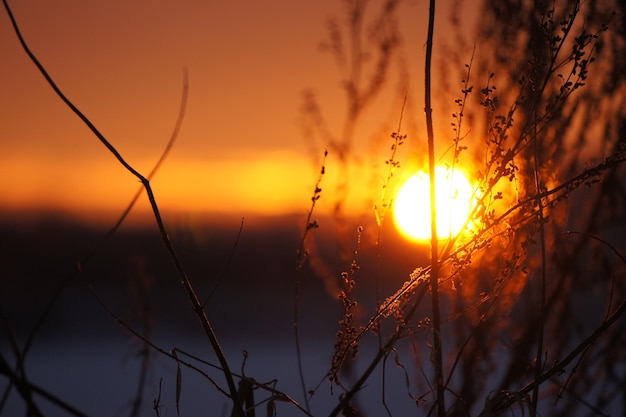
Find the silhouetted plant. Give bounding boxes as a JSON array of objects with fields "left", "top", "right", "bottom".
[{"left": 2, "top": 1, "right": 626, "bottom": 417}]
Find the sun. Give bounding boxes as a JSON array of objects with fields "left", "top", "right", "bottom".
[{"left": 393, "top": 166, "right": 474, "bottom": 241}]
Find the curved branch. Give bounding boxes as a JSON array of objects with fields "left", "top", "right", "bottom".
[{"left": 2, "top": 1, "right": 242, "bottom": 414}]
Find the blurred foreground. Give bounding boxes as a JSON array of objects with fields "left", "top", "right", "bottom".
[{"left": 0, "top": 210, "right": 428, "bottom": 416}]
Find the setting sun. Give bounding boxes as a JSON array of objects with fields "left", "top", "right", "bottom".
[{"left": 394, "top": 166, "right": 474, "bottom": 241}]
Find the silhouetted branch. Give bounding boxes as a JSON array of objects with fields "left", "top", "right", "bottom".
[
  {"left": 0, "top": 353, "right": 87, "bottom": 417},
  {"left": 1, "top": 1, "right": 242, "bottom": 414},
  {"left": 294, "top": 148, "right": 328, "bottom": 412},
  {"left": 424, "top": 1, "right": 445, "bottom": 415},
  {"left": 479, "top": 299, "right": 626, "bottom": 416}
]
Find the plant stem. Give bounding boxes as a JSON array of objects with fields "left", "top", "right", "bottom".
[
  {"left": 424, "top": 0, "right": 445, "bottom": 415},
  {"left": 478, "top": 299, "right": 626, "bottom": 417},
  {"left": 327, "top": 283, "right": 429, "bottom": 417},
  {"left": 294, "top": 149, "right": 326, "bottom": 412},
  {"left": 531, "top": 109, "right": 547, "bottom": 417},
  {"left": 1, "top": 1, "right": 242, "bottom": 414}
]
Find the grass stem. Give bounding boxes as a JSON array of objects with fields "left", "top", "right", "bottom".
[{"left": 424, "top": 0, "right": 445, "bottom": 415}]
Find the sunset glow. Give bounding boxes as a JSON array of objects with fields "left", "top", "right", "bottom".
[
  {"left": 393, "top": 166, "right": 474, "bottom": 241},
  {"left": 0, "top": 151, "right": 316, "bottom": 223}
]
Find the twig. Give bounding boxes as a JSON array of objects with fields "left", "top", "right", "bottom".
[
  {"left": 204, "top": 217, "right": 245, "bottom": 305},
  {"left": 1, "top": 1, "right": 242, "bottom": 414},
  {"left": 294, "top": 148, "right": 327, "bottom": 412},
  {"left": 81, "top": 276, "right": 230, "bottom": 397},
  {"left": 6, "top": 69, "right": 188, "bottom": 388},
  {"left": 327, "top": 283, "right": 429, "bottom": 417},
  {"left": 99, "top": 67, "right": 189, "bottom": 245},
  {"left": 531, "top": 109, "right": 546, "bottom": 417},
  {"left": 478, "top": 299, "right": 626, "bottom": 416},
  {"left": 1, "top": 65, "right": 186, "bottom": 417},
  {"left": 0, "top": 306, "right": 32, "bottom": 413},
  {"left": 424, "top": 0, "right": 445, "bottom": 415},
  {"left": 0, "top": 353, "right": 87, "bottom": 417},
  {"left": 172, "top": 349, "right": 314, "bottom": 416}
]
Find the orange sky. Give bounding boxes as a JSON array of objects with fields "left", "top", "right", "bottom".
[{"left": 0, "top": 1, "right": 478, "bottom": 224}]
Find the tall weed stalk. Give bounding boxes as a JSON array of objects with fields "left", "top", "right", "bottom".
[
  {"left": 423, "top": 1, "right": 445, "bottom": 415},
  {"left": 3, "top": 1, "right": 626, "bottom": 416}
]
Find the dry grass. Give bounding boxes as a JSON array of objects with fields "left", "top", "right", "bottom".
[{"left": 2, "top": 1, "right": 626, "bottom": 417}]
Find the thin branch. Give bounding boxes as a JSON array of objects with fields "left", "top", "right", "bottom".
[
  {"left": 424, "top": 0, "right": 445, "bottom": 415},
  {"left": 478, "top": 299, "right": 626, "bottom": 416},
  {"left": 172, "top": 349, "right": 314, "bottom": 417},
  {"left": 564, "top": 231, "right": 626, "bottom": 265},
  {"left": 294, "top": 148, "right": 327, "bottom": 412},
  {"left": 531, "top": 109, "right": 546, "bottom": 417},
  {"left": 101, "top": 67, "right": 189, "bottom": 243},
  {"left": 18, "top": 67, "right": 188, "bottom": 375},
  {"left": 1, "top": 1, "right": 242, "bottom": 414},
  {"left": 327, "top": 283, "right": 429, "bottom": 417},
  {"left": 1, "top": 66, "right": 188, "bottom": 417},
  {"left": 203, "top": 217, "right": 245, "bottom": 305},
  {"left": 0, "top": 353, "right": 87, "bottom": 417}
]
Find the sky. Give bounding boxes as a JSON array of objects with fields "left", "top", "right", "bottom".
[{"left": 0, "top": 1, "right": 475, "bottom": 224}]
